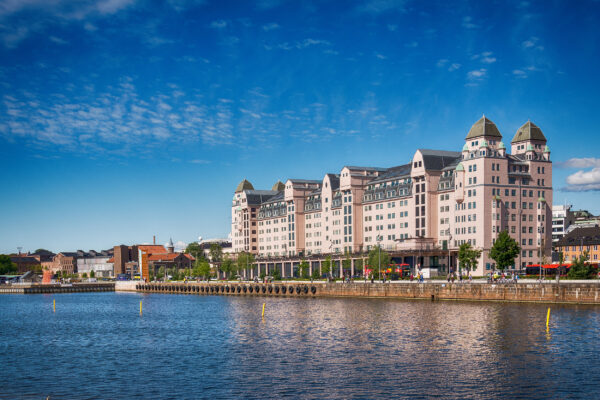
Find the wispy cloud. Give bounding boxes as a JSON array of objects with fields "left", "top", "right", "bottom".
[
  {"left": 557, "top": 158, "right": 600, "bottom": 169},
  {"left": 357, "top": 0, "right": 408, "bottom": 14},
  {"left": 462, "top": 16, "right": 479, "bottom": 29},
  {"left": 522, "top": 36, "right": 544, "bottom": 51},
  {"left": 265, "top": 38, "right": 331, "bottom": 51},
  {"left": 210, "top": 19, "right": 228, "bottom": 29},
  {"left": 448, "top": 63, "right": 461, "bottom": 71},
  {"left": 404, "top": 41, "right": 418, "bottom": 48},
  {"left": 472, "top": 51, "right": 496, "bottom": 64},
  {"left": 375, "top": 53, "right": 387, "bottom": 60},
  {"left": 262, "top": 22, "right": 280, "bottom": 31}
]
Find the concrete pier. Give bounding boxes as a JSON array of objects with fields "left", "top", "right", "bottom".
[
  {"left": 130, "top": 281, "right": 600, "bottom": 305},
  {"left": 0, "top": 283, "right": 115, "bottom": 294}
]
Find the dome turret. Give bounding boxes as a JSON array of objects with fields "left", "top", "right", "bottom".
[
  {"left": 512, "top": 121, "right": 547, "bottom": 143},
  {"left": 455, "top": 162, "right": 464, "bottom": 172},
  {"left": 465, "top": 116, "right": 502, "bottom": 140},
  {"left": 272, "top": 181, "right": 285, "bottom": 191},
  {"left": 235, "top": 179, "right": 254, "bottom": 193}
]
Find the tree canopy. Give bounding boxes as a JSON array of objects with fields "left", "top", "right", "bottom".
[
  {"left": 367, "top": 246, "right": 390, "bottom": 277},
  {"left": 185, "top": 242, "right": 205, "bottom": 260},
  {"left": 209, "top": 243, "right": 223, "bottom": 263},
  {"left": 193, "top": 258, "right": 211, "bottom": 279},
  {"left": 299, "top": 259, "right": 310, "bottom": 279},
  {"left": 489, "top": 231, "right": 520, "bottom": 271},
  {"left": 568, "top": 252, "right": 595, "bottom": 279},
  {"left": 236, "top": 252, "right": 255, "bottom": 274},
  {"left": 457, "top": 243, "right": 482, "bottom": 272},
  {"left": 0, "top": 255, "right": 17, "bottom": 275}
]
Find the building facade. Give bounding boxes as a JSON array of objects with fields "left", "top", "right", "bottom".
[
  {"left": 552, "top": 204, "right": 575, "bottom": 244},
  {"left": 555, "top": 227, "right": 600, "bottom": 263},
  {"left": 231, "top": 116, "right": 553, "bottom": 276}
]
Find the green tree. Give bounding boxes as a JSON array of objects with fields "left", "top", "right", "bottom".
[
  {"left": 209, "top": 243, "right": 223, "bottom": 263},
  {"left": 272, "top": 266, "right": 281, "bottom": 280},
  {"left": 489, "top": 231, "right": 520, "bottom": 271},
  {"left": 185, "top": 242, "right": 204, "bottom": 260},
  {"left": 458, "top": 242, "right": 482, "bottom": 273},
  {"left": 367, "top": 246, "right": 391, "bottom": 278},
  {"left": 343, "top": 254, "right": 352, "bottom": 276},
  {"left": 568, "top": 252, "right": 595, "bottom": 279},
  {"left": 321, "top": 256, "right": 332, "bottom": 277},
  {"left": 299, "top": 259, "right": 310, "bottom": 279},
  {"left": 0, "top": 255, "right": 17, "bottom": 275},
  {"left": 196, "top": 259, "right": 211, "bottom": 279},
  {"left": 236, "top": 252, "right": 255, "bottom": 277},
  {"left": 311, "top": 265, "right": 320, "bottom": 280},
  {"left": 220, "top": 256, "right": 234, "bottom": 278},
  {"left": 157, "top": 266, "right": 165, "bottom": 280},
  {"left": 82, "top": 272, "right": 88, "bottom": 278},
  {"left": 89, "top": 270, "right": 95, "bottom": 278}
]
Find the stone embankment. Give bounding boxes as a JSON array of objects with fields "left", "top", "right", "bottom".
[
  {"left": 131, "top": 281, "right": 600, "bottom": 305},
  {"left": 0, "top": 283, "right": 114, "bottom": 294}
]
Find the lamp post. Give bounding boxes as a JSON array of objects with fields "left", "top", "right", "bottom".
[{"left": 377, "top": 235, "right": 382, "bottom": 282}]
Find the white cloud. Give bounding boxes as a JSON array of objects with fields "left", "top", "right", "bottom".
[
  {"left": 448, "top": 63, "right": 461, "bottom": 71},
  {"left": 375, "top": 53, "right": 387, "bottom": 59},
  {"left": 436, "top": 59, "right": 448, "bottom": 67},
  {"left": 557, "top": 157, "right": 600, "bottom": 169},
  {"left": 190, "top": 159, "right": 210, "bottom": 164},
  {"left": 49, "top": 35, "right": 68, "bottom": 45},
  {"left": 262, "top": 22, "right": 280, "bottom": 31},
  {"left": 565, "top": 167, "right": 600, "bottom": 191},
  {"left": 472, "top": 51, "right": 496, "bottom": 64},
  {"left": 404, "top": 41, "right": 418, "bottom": 48},
  {"left": 513, "top": 69, "right": 527, "bottom": 77},
  {"left": 467, "top": 68, "right": 487, "bottom": 79},
  {"left": 522, "top": 36, "right": 538, "bottom": 48}
]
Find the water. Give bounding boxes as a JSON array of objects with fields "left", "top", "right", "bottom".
[{"left": 1, "top": 293, "right": 599, "bottom": 399}]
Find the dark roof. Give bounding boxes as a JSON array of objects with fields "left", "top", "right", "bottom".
[
  {"left": 556, "top": 227, "right": 600, "bottom": 247},
  {"left": 418, "top": 149, "right": 462, "bottom": 170},
  {"left": 59, "top": 252, "right": 79, "bottom": 258},
  {"left": 344, "top": 166, "right": 388, "bottom": 172},
  {"left": 325, "top": 174, "right": 340, "bottom": 190},
  {"left": 245, "top": 190, "right": 279, "bottom": 205},
  {"left": 261, "top": 191, "right": 285, "bottom": 205},
  {"left": 288, "top": 179, "right": 321, "bottom": 185},
  {"left": 10, "top": 256, "right": 39, "bottom": 263},
  {"left": 31, "top": 250, "right": 55, "bottom": 256},
  {"left": 368, "top": 164, "right": 412, "bottom": 184}
]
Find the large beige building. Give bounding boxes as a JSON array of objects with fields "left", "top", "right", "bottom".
[{"left": 231, "top": 116, "right": 553, "bottom": 276}]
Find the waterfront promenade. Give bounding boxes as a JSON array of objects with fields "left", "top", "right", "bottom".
[{"left": 122, "top": 280, "right": 600, "bottom": 305}]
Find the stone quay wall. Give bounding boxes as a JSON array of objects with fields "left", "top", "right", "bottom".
[
  {"left": 0, "top": 283, "right": 115, "bottom": 294},
  {"left": 131, "top": 281, "right": 600, "bottom": 305}
]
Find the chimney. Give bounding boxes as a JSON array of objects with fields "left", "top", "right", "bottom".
[{"left": 153, "top": 235, "right": 156, "bottom": 245}]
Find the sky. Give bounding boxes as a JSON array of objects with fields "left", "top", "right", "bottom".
[{"left": 1, "top": 0, "right": 600, "bottom": 254}]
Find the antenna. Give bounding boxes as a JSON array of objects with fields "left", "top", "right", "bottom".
[{"left": 17, "top": 247, "right": 22, "bottom": 255}]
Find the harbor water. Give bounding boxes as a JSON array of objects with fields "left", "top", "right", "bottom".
[{"left": 1, "top": 292, "right": 599, "bottom": 399}]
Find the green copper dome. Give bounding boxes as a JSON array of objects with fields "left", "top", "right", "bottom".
[
  {"left": 526, "top": 144, "right": 534, "bottom": 151},
  {"left": 479, "top": 140, "right": 488, "bottom": 148},
  {"left": 544, "top": 145, "right": 550, "bottom": 153},
  {"left": 455, "top": 162, "right": 465, "bottom": 172},
  {"left": 498, "top": 141, "right": 506, "bottom": 149},
  {"left": 462, "top": 143, "right": 469, "bottom": 151}
]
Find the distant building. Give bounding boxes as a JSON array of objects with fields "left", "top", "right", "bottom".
[
  {"left": 552, "top": 204, "right": 575, "bottom": 244},
  {"left": 565, "top": 210, "right": 600, "bottom": 234},
  {"left": 76, "top": 249, "right": 114, "bottom": 277},
  {"left": 48, "top": 252, "right": 79, "bottom": 275},
  {"left": 113, "top": 245, "right": 139, "bottom": 276},
  {"left": 555, "top": 227, "right": 600, "bottom": 263},
  {"left": 10, "top": 255, "right": 41, "bottom": 274}
]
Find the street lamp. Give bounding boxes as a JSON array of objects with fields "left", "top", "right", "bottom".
[{"left": 377, "top": 235, "right": 382, "bottom": 282}]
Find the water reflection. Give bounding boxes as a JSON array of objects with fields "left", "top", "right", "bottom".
[{"left": 0, "top": 294, "right": 599, "bottom": 399}]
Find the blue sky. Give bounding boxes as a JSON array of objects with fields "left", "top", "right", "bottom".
[{"left": 1, "top": 0, "right": 600, "bottom": 253}]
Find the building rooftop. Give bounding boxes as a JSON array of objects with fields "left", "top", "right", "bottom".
[
  {"left": 556, "top": 227, "right": 600, "bottom": 247},
  {"left": 235, "top": 179, "right": 254, "bottom": 193},
  {"left": 418, "top": 149, "right": 462, "bottom": 170},
  {"left": 465, "top": 116, "right": 502, "bottom": 140},
  {"left": 512, "top": 121, "right": 547, "bottom": 143}
]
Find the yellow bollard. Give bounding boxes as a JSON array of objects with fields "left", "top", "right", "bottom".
[
  {"left": 546, "top": 308, "right": 551, "bottom": 330},
  {"left": 53, "top": 299, "right": 55, "bottom": 313},
  {"left": 140, "top": 300, "right": 142, "bottom": 316},
  {"left": 262, "top": 303, "right": 265, "bottom": 318}
]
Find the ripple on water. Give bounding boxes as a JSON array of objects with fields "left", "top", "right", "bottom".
[{"left": 0, "top": 293, "right": 599, "bottom": 399}]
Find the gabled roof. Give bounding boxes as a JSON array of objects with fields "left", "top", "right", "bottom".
[
  {"left": 138, "top": 245, "right": 167, "bottom": 254},
  {"left": 556, "top": 227, "right": 600, "bottom": 247},
  {"left": 368, "top": 164, "right": 412, "bottom": 184},
  {"left": 512, "top": 121, "right": 547, "bottom": 143},
  {"left": 245, "top": 190, "right": 279, "bottom": 205},
  {"left": 418, "top": 149, "right": 462, "bottom": 170},
  {"left": 235, "top": 179, "right": 254, "bottom": 193},
  {"left": 325, "top": 173, "right": 340, "bottom": 190},
  {"left": 261, "top": 190, "right": 285, "bottom": 205},
  {"left": 465, "top": 116, "right": 502, "bottom": 139},
  {"left": 148, "top": 252, "right": 194, "bottom": 261},
  {"left": 344, "top": 166, "right": 388, "bottom": 172}
]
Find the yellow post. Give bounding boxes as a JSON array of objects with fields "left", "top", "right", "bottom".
[
  {"left": 546, "top": 307, "right": 551, "bottom": 329},
  {"left": 53, "top": 299, "right": 55, "bottom": 313},
  {"left": 140, "top": 300, "right": 142, "bottom": 316},
  {"left": 262, "top": 302, "right": 265, "bottom": 318}
]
